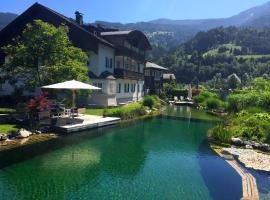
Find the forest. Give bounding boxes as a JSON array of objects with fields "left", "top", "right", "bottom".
[{"left": 156, "top": 26, "right": 270, "bottom": 86}]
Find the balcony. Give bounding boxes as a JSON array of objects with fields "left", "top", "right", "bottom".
[
  {"left": 114, "top": 46, "right": 145, "bottom": 62},
  {"left": 114, "top": 68, "right": 144, "bottom": 80}
]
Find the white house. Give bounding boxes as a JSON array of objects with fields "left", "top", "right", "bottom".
[{"left": 0, "top": 3, "right": 152, "bottom": 107}]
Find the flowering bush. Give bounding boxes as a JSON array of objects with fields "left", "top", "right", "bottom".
[
  {"left": 27, "top": 92, "right": 50, "bottom": 115},
  {"left": 192, "top": 88, "right": 200, "bottom": 96}
]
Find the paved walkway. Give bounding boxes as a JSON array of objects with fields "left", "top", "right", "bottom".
[{"left": 54, "top": 115, "right": 120, "bottom": 133}]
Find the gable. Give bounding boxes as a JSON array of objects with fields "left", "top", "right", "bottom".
[{"left": 0, "top": 3, "right": 113, "bottom": 54}]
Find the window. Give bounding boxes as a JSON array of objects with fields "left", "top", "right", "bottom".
[
  {"left": 127, "top": 84, "right": 130, "bottom": 93},
  {"left": 109, "top": 83, "right": 114, "bottom": 93},
  {"left": 110, "top": 58, "right": 113, "bottom": 68},
  {"left": 117, "top": 60, "right": 121, "bottom": 68},
  {"left": 137, "top": 84, "right": 140, "bottom": 93},
  {"left": 105, "top": 57, "right": 109, "bottom": 68},
  {"left": 117, "top": 83, "right": 121, "bottom": 93},
  {"left": 133, "top": 84, "right": 136, "bottom": 92}
]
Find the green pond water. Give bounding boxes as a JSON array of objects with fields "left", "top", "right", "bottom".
[{"left": 0, "top": 107, "right": 243, "bottom": 200}]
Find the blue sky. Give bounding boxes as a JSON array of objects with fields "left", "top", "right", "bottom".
[{"left": 1, "top": 0, "right": 270, "bottom": 23}]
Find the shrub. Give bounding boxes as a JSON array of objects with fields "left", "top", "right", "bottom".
[
  {"left": 206, "top": 98, "right": 221, "bottom": 109},
  {"left": 210, "top": 124, "right": 233, "bottom": 143},
  {"left": 143, "top": 95, "right": 160, "bottom": 109},
  {"left": 193, "top": 95, "right": 205, "bottom": 104},
  {"left": 103, "top": 103, "right": 146, "bottom": 120},
  {"left": 192, "top": 88, "right": 200, "bottom": 96},
  {"left": 171, "top": 89, "right": 188, "bottom": 98}
]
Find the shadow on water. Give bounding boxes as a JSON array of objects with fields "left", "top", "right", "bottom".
[
  {"left": 249, "top": 169, "right": 270, "bottom": 199},
  {"left": 198, "top": 139, "right": 242, "bottom": 200},
  {"left": 0, "top": 121, "right": 149, "bottom": 200},
  {"left": 0, "top": 121, "right": 144, "bottom": 169}
]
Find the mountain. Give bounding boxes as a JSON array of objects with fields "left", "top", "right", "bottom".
[
  {"left": 94, "top": 1, "right": 270, "bottom": 59},
  {"left": 2, "top": 1, "right": 270, "bottom": 60},
  {"left": 149, "top": 1, "right": 270, "bottom": 28},
  {"left": 0, "top": 12, "right": 17, "bottom": 30},
  {"left": 157, "top": 26, "right": 270, "bottom": 84}
]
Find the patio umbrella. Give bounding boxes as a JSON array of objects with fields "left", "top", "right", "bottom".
[{"left": 41, "top": 80, "right": 101, "bottom": 108}]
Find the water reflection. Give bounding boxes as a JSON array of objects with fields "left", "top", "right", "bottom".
[{"left": 0, "top": 114, "right": 241, "bottom": 200}]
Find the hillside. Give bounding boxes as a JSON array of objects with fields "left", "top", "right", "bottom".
[
  {"left": 157, "top": 27, "right": 270, "bottom": 84},
  {"left": 2, "top": 1, "right": 270, "bottom": 60},
  {"left": 0, "top": 12, "right": 17, "bottom": 30},
  {"left": 95, "top": 1, "right": 270, "bottom": 59}
]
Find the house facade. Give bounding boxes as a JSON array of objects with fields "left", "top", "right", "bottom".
[
  {"left": 144, "top": 62, "right": 168, "bottom": 96},
  {"left": 0, "top": 3, "right": 151, "bottom": 107}
]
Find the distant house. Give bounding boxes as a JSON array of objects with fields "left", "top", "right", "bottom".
[
  {"left": 0, "top": 3, "right": 151, "bottom": 107},
  {"left": 163, "top": 73, "right": 176, "bottom": 83},
  {"left": 144, "top": 62, "right": 168, "bottom": 95}
]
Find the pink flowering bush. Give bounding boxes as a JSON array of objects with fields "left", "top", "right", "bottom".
[{"left": 27, "top": 92, "right": 50, "bottom": 117}]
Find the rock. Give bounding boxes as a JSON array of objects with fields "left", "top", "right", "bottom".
[
  {"left": 0, "top": 134, "right": 8, "bottom": 141},
  {"left": 252, "top": 142, "right": 261, "bottom": 149},
  {"left": 245, "top": 144, "right": 253, "bottom": 149},
  {"left": 243, "top": 141, "right": 252, "bottom": 146},
  {"left": 258, "top": 144, "right": 270, "bottom": 152},
  {"left": 231, "top": 137, "right": 243, "bottom": 146},
  {"left": 17, "top": 129, "right": 32, "bottom": 139},
  {"left": 223, "top": 147, "right": 270, "bottom": 172},
  {"left": 8, "top": 132, "right": 19, "bottom": 139}
]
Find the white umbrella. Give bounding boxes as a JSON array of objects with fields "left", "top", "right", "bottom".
[{"left": 42, "top": 80, "right": 101, "bottom": 108}]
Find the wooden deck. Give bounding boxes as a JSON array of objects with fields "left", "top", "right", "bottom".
[{"left": 53, "top": 115, "right": 121, "bottom": 133}]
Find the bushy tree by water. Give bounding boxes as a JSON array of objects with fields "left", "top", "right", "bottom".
[{"left": 1, "top": 20, "right": 89, "bottom": 90}]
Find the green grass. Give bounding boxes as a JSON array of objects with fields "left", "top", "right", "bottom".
[
  {"left": 236, "top": 54, "right": 270, "bottom": 59},
  {"left": 84, "top": 109, "right": 104, "bottom": 116},
  {"left": 0, "top": 124, "right": 18, "bottom": 135},
  {"left": 0, "top": 107, "right": 15, "bottom": 114},
  {"left": 203, "top": 43, "right": 241, "bottom": 57}
]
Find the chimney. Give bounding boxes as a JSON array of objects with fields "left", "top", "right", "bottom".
[{"left": 75, "top": 11, "right": 83, "bottom": 25}]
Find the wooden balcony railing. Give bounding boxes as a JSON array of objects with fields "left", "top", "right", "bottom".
[
  {"left": 114, "top": 68, "right": 144, "bottom": 80},
  {"left": 114, "top": 46, "right": 145, "bottom": 62}
]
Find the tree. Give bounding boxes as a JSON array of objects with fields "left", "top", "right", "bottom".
[
  {"left": 227, "top": 73, "right": 241, "bottom": 89},
  {"left": 1, "top": 20, "right": 89, "bottom": 90}
]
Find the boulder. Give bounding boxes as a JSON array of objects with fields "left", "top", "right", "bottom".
[
  {"left": 243, "top": 141, "right": 252, "bottom": 146},
  {"left": 245, "top": 145, "right": 253, "bottom": 149},
  {"left": 0, "top": 134, "right": 8, "bottom": 141},
  {"left": 259, "top": 144, "right": 270, "bottom": 152},
  {"left": 252, "top": 142, "right": 261, "bottom": 149},
  {"left": 231, "top": 137, "right": 243, "bottom": 146},
  {"left": 17, "top": 129, "right": 32, "bottom": 139}
]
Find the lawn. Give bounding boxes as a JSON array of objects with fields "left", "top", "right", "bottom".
[
  {"left": 0, "top": 107, "right": 15, "bottom": 114},
  {"left": 0, "top": 124, "right": 18, "bottom": 135},
  {"left": 84, "top": 108, "right": 104, "bottom": 116}
]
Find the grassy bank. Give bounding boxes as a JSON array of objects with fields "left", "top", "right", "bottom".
[
  {"left": 209, "top": 78, "right": 270, "bottom": 145},
  {"left": 84, "top": 108, "right": 104, "bottom": 116},
  {"left": 0, "top": 124, "right": 18, "bottom": 135},
  {"left": 0, "top": 107, "right": 15, "bottom": 114}
]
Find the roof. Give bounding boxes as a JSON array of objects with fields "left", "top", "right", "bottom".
[
  {"left": 37, "top": 3, "right": 113, "bottom": 47},
  {"left": 146, "top": 62, "right": 168, "bottom": 71},
  {"left": 99, "top": 71, "right": 116, "bottom": 80},
  {"left": 88, "top": 71, "right": 116, "bottom": 80},
  {"left": 163, "top": 73, "right": 176, "bottom": 80},
  {"left": 101, "top": 31, "right": 132, "bottom": 36},
  {"left": 0, "top": 3, "right": 113, "bottom": 53},
  {"left": 101, "top": 30, "right": 152, "bottom": 50}
]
